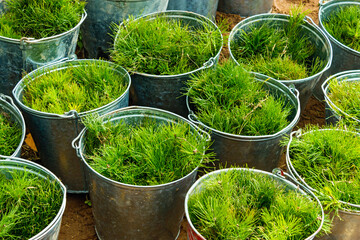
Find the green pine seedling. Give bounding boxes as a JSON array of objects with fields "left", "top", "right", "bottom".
[
  {"left": 188, "top": 169, "right": 331, "bottom": 239},
  {"left": 323, "top": 5, "right": 360, "bottom": 52},
  {"left": 0, "top": 112, "right": 22, "bottom": 156},
  {"left": 231, "top": 5, "right": 326, "bottom": 80},
  {"left": 0, "top": 0, "right": 85, "bottom": 39},
  {"left": 111, "top": 14, "right": 222, "bottom": 75},
  {"left": 22, "top": 61, "right": 129, "bottom": 115},
  {"left": 0, "top": 169, "right": 62, "bottom": 239},
  {"left": 185, "top": 61, "right": 293, "bottom": 136},
  {"left": 83, "top": 114, "right": 213, "bottom": 185},
  {"left": 287, "top": 125, "right": 360, "bottom": 212}
]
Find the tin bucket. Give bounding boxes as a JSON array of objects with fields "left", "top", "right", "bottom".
[
  {"left": 314, "top": 0, "right": 360, "bottom": 100},
  {"left": 81, "top": 0, "right": 169, "bottom": 59},
  {"left": 217, "top": 0, "right": 274, "bottom": 17},
  {"left": 229, "top": 14, "right": 333, "bottom": 111},
  {"left": 185, "top": 168, "right": 326, "bottom": 240},
  {"left": 72, "top": 106, "right": 206, "bottom": 240},
  {"left": 322, "top": 70, "right": 360, "bottom": 130},
  {"left": 286, "top": 129, "right": 360, "bottom": 240},
  {"left": 166, "top": 0, "right": 219, "bottom": 20},
  {"left": 12, "top": 59, "right": 131, "bottom": 193},
  {"left": 114, "top": 11, "right": 223, "bottom": 117},
  {"left": 187, "top": 73, "right": 300, "bottom": 171},
  {"left": 0, "top": 5, "right": 87, "bottom": 96},
  {"left": 0, "top": 156, "right": 66, "bottom": 240},
  {"left": 0, "top": 94, "right": 25, "bottom": 157}
]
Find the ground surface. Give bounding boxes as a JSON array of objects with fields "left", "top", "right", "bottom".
[{"left": 21, "top": 0, "right": 326, "bottom": 239}]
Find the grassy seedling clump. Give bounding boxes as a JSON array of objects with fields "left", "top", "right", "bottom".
[
  {"left": 111, "top": 15, "right": 222, "bottom": 75},
  {"left": 188, "top": 169, "right": 330, "bottom": 239},
  {"left": 0, "top": 111, "right": 22, "bottom": 156},
  {"left": 186, "top": 61, "right": 293, "bottom": 136},
  {"left": 288, "top": 126, "right": 360, "bottom": 211},
  {"left": 323, "top": 5, "right": 360, "bottom": 52},
  {"left": 0, "top": 169, "right": 62, "bottom": 239},
  {"left": 83, "top": 115, "right": 211, "bottom": 185},
  {"left": 22, "top": 61, "right": 129, "bottom": 115},
  {"left": 0, "top": 0, "right": 85, "bottom": 39},
  {"left": 231, "top": 6, "right": 325, "bottom": 80},
  {"left": 327, "top": 78, "right": 360, "bottom": 127}
]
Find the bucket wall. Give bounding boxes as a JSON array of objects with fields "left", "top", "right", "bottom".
[
  {"left": 166, "top": 0, "right": 219, "bottom": 20},
  {"left": 12, "top": 60, "right": 131, "bottom": 193},
  {"left": 217, "top": 0, "right": 273, "bottom": 17},
  {"left": 314, "top": 0, "right": 360, "bottom": 100},
  {"left": 81, "top": 0, "right": 169, "bottom": 59}
]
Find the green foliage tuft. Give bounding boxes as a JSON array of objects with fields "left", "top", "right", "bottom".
[
  {"left": 111, "top": 14, "right": 222, "bottom": 75},
  {"left": 0, "top": 111, "right": 22, "bottom": 156},
  {"left": 186, "top": 61, "right": 293, "bottom": 136}
]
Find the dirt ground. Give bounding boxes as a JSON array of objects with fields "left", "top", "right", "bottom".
[{"left": 20, "top": 0, "right": 326, "bottom": 239}]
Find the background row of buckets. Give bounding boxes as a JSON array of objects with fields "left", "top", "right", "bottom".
[{"left": 1, "top": 0, "right": 359, "bottom": 239}]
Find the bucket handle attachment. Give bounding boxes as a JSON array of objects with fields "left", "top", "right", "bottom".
[
  {"left": 201, "top": 57, "right": 216, "bottom": 70},
  {"left": 72, "top": 127, "right": 86, "bottom": 158},
  {"left": 288, "top": 85, "right": 300, "bottom": 98},
  {"left": 0, "top": 94, "right": 16, "bottom": 107},
  {"left": 188, "top": 112, "right": 211, "bottom": 142}
]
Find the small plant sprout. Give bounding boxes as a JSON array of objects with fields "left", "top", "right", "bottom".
[
  {"left": 0, "top": 168, "right": 62, "bottom": 239},
  {"left": 0, "top": 111, "right": 22, "bottom": 156},
  {"left": 111, "top": 14, "right": 222, "bottom": 75},
  {"left": 22, "top": 61, "right": 129, "bottom": 115},
  {"left": 188, "top": 169, "right": 331, "bottom": 239},
  {"left": 287, "top": 125, "right": 360, "bottom": 212},
  {"left": 231, "top": 5, "right": 326, "bottom": 80},
  {"left": 0, "top": 0, "right": 85, "bottom": 39},
  {"left": 186, "top": 61, "right": 293, "bottom": 136},
  {"left": 323, "top": 5, "right": 360, "bottom": 52},
  {"left": 83, "top": 114, "right": 213, "bottom": 185}
]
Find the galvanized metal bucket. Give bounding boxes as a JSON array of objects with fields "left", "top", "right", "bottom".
[
  {"left": 229, "top": 14, "right": 333, "bottom": 111},
  {"left": 166, "top": 0, "right": 219, "bottom": 20},
  {"left": 286, "top": 129, "right": 360, "bottom": 240},
  {"left": 0, "top": 4, "right": 87, "bottom": 96},
  {"left": 186, "top": 73, "right": 300, "bottom": 172},
  {"left": 0, "top": 94, "right": 25, "bottom": 157},
  {"left": 12, "top": 59, "right": 131, "bottom": 193},
  {"left": 322, "top": 70, "right": 360, "bottom": 129},
  {"left": 81, "top": 0, "right": 169, "bottom": 59},
  {"left": 314, "top": 0, "right": 360, "bottom": 100},
  {"left": 185, "top": 168, "right": 326, "bottom": 240},
  {"left": 114, "top": 11, "right": 223, "bottom": 117},
  {"left": 217, "top": 0, "right": 274, "bottom": 17},
  {"left": 0, "top": 156, "right": 66, "bottom": 240},
  {"left": 72, "top": 106, "right": 207, "bottom": 240}
]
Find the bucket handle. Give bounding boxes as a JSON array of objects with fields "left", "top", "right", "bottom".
[
  {"left": 0, "top": 94, "right": 16, "bottom": 107},
  {"left": 272, "top": 168, "right": 326, "bottom": 239},
  {"left": 289, "top": 85, "right": 300, "bottom": 98},
  {"left": 72, "top": 127, "right": 86, "bottom": 158},
  {"left": 201, "top": 57, "right": 216, "bottom": 70}
]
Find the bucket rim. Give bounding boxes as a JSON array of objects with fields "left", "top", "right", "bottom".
[
  {"left": 0, "top": 94, "right": 26, "bottom": 157},
  {"left": 113, "top": 10, "right": 223, "bottom": 79},
  {"left": 0, "top": 156, "right": 67, "bottom": 239},
  {"left": 319, "top": 0, "right": 360, "bottom": 56},
  {"left": 0, "top": 10, "right": 87, "bottom": 43},
  {"left": 74, "top": 106, "right": 205, "bottom": 190},
  {"left": 228, "top": 13, "right": 333, "bottom": 83},
  {"left": 12, "top": 59, "right": 131, "bottom": 119},
  {"left": 321, "top": 70, "right": 360, "bottom": 125},
  {"left": 186, "top": 73, "right": 301, "bottom": 141},
  {"left": 184, "top": 167, "right": 324, "bottom": 240},
  {"left": 286, "top": 128, "right": 360, "bottom": 213}
]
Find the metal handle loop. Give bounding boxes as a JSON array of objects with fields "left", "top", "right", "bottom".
[
  {"left": 0, "top": 94, "right": 16, "bottom": 106},
  {"left": 71, "top": 127, "right": 86, "bottom": 158},
  {"left": 289, "top": 84, "right": 300, "bottom": 98}
]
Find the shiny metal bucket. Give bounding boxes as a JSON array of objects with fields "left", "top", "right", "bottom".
[
  {"left": 286, "top": 129, "right": 360, "bottom": 240},
  {"left": 0, "top": 5, "right": 87, "bottom": 96},
  {"left": 12, "top": 59, "right": 131, "bottom": 193},
  {"left": 114, "top": 11, "right": 223, "bottom": 117},
  {"left": 81, "top": 0, "right": 168, "bottom": 59},
  {"left": 0, "top": 156, "right": 66, "bottom": 240},
  {"left": 186, "top": 73, "right": 300, "bottom": 172},
  {"left": 322, "top": 70, "right": 360, "bottom": 130},
  {"left": 314, "top": 0, "right": 360, "bottom": 100},
  {"left": 229, "top": 14, "right": 333, "bottom": 111},
  {"left": 72, "top": 106, "right": 205, "bottom": 240},
  {"left": 166, "top": 0, "right": 219, "bottom": 20},
  {"left": 0, "top": 94, "right": 25, "bottom": 157},
  {"left": 185, "top": 168, "right": 325, "bottom": 240},
  {"left": 217, "top": 0, "right": 274, "bottom": 17}
]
